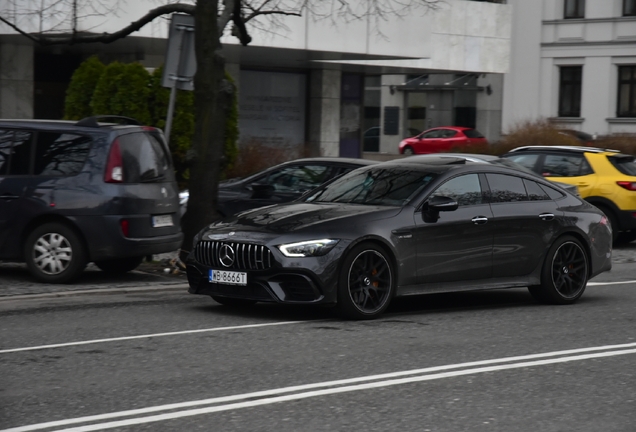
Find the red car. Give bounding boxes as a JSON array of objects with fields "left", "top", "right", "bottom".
[{"left": 399, "top": 126, "right": 488, "bottom": 155}]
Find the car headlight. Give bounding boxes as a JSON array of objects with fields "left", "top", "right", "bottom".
[{"left": 277, "top": 239, "right": 339, "bottom": 257}]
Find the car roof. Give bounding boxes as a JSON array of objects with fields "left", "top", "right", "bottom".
[
  {"left": 405, "top": 153, "right": 498, "bottom": 163},
  {"left": 507, "top": 145, "right": 619, "bottom": 154},
  {"left": 0, "top": 116, "right": 149, "bottom": 132},
  {"left": 281, "top": 157, "right": 379, "bottom": 166}
]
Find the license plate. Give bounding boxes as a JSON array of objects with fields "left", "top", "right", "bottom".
[
  {"left": 209, "top": 269, "right": 247, "bottom": 286},
  {"left": 152, "top": 214, "right": 173, "bottom": 228}
]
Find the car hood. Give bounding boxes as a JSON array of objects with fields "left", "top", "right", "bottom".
[{"left": 200, "top": 202, "right": 402, "bottom": 239}]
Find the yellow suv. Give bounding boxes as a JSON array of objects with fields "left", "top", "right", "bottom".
[{"left": 502, "top": 146, "right": 636, "bottom": 243}]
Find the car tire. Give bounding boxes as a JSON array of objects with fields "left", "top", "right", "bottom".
[
  {"left": 94, "top": 256, "right": 144, "bottom": 274},
  {"left": 211, "top": 296, "right": 257, "bottom": 307},
  {"left": 403, "top": 147, "right": 414, "bottom": 155},
  {"left": 337, "top": 242, "right": 395, "bottom": 320},
  {"left": 24, "top": 222, "right": 87, "bottom": 284},
  {"left": 617, "top": 230, "right": 636, "bottom": 244},
  {"left": 528, "top": 235, "right": 589, "bottom": 305}
]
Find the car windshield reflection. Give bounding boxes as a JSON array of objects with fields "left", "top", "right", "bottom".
[{"left": 305, "top": 167, "right": 437, "bottom": 206}]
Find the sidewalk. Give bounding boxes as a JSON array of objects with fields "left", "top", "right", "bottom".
[{"left": 0, "top": 253, "right": 188, "bottom": 300}]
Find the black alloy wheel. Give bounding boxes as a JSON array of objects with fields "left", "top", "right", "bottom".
[
  {"left": 211, "top": 296, "right": 257, "bottom": 307},
  {"left": 94, "top": 256, "right": 144, "bottom": 274},
  {"left": 337, "top": 243, "right": 395, "bottom": 319},
  {"left": 528, "top": 235, "right": 589, "bottom": 305},
  {"left": 24, "top": 222, "right": 87, "bottom": 284}
]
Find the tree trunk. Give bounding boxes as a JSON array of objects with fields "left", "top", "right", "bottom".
[{"left": 179, "top": 0, "right": 232, "bottom": 262}]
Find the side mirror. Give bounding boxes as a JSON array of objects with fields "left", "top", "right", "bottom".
[
  {"left": 422, "top": 195, "right": 458, "bottom": 222},
  {"left": 251, "top": 183, "right": 275, "bottom": 199}
]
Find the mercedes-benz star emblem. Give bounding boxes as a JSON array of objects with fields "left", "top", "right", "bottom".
[{"left": 219, "top": 244, "right": 235, "bottom": 267}]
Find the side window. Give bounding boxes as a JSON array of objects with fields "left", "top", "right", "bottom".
[
  {"left": 441, "top": 129, "right": 458, "bottom": 138},
  {"left": 0, "top": 129, "right": 12, "bottom": 175},
  {"left": 430, "top": 174, "right": 483, "bottom": 206},
  {"left": 540, "top": 184, "right": 566, "bottom": 200},
  {"left": 0, "top": 129, "right": 33, "bottom": 176},
  {"left": 421, "top": 130, "right": 441, "bottom": 139},
  {"left": 118, "top": 132, "right": 169, "bottom": 183},
  {"left": 34, "top": 132, "right": 92, "bottom": 176},
  {"left": 506, "top": 154, "right": 541, "bottom": 172},
  {"left": 542, "top": 154, "right": 592, "bottom": 177},
  {"left": 524, "top": 179, "right": 550, "bottom": 201},
  {"left": 265, "top": 165, "right": 330, "bottom": 192},
  {"left": 486, "top": 173, "right": 528, "bottom": 203}
]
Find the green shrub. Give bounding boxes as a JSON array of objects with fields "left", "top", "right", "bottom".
[{"left": 63, "top": 56, "right": 104, "bottom": 120}]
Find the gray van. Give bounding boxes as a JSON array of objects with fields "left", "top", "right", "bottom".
[{"left": 0, "top": 116, "right": 183, "bottom": 283}]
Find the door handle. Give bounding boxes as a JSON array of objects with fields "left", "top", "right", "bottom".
[
  {"left": 539, "top": 213, "right": 555, "bottom": 221},
  {"left": 392, "top": 230, "right": 412, "bottom": 239},
  {"left": 471, "top": 216, "right": 488, "bottom": 225}
]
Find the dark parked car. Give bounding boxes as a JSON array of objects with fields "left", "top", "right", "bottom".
[
  {"left": 399, "top": 126, "right": 488, "bottom": 155},
  {"left": 0, "top": 116, "right": 182, "bottom": 283},
  {"left": 186, "top": 156, "right": 612, "bottom": 319},
  {"left": 179, "top": 157, "right": 379, "bottom": 217}
]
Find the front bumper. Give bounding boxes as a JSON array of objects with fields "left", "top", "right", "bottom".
[{"left": 186, "top": 247, "right": 343, "bottom": 304}]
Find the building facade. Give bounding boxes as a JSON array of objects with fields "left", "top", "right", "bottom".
[
  {"left": 503, "top": 0, "right": 636, "bottom": 137},
  {"left": 0, "top": 0, "right": 511, "bottom": 158}
]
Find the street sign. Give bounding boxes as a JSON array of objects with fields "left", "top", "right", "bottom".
[{"left": 161, "top": 14, "right": 196, "bottom": 91}]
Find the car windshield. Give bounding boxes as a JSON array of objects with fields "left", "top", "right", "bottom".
[{"left": 305, "top": 166, "right": 437, "bottom": 206}]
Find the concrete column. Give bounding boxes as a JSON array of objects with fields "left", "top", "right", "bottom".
[
  {"left": 308, "top": 69, "right": 341, "bottom": 157},
  {"left": 476, "top": 74, "right": 504, "bottom": 143},
  {"left": 0, "top": 41, "right": 34, "bottom": 118}
]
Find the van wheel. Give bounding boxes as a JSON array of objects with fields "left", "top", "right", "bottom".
[
  {"left": 24, "top": 222, "right": 87, "bottom": 284},
  {"left": 94, "top": 257, "right": 143, "bottom": 274}
]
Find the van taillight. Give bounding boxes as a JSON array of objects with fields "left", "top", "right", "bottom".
[
  {"left": 120, "top": 219, "right": 129, "bottom": 237},
  {"left": 104, "top": 139, "right": 123, "bottom": 183}
]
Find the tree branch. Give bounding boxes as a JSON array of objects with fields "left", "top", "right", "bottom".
[{"left": 1, "top": 3, "right": 195, "bottom": 45}]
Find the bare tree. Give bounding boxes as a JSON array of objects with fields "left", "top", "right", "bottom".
[{"left": 0, "top": 0, "right": 439, "bottom": 262}]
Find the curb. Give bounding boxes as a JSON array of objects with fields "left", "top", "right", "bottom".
[{"left": 0, "top": 283, "right": 190, "bottom": 302}]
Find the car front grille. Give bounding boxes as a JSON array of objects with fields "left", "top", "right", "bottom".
[{"left": 194, "top": 241, "right": 273, "bottom": 270}]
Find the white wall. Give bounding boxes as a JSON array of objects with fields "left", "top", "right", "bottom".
[{"left": 504, "top": 0, "right": 636, "bottom": 136}]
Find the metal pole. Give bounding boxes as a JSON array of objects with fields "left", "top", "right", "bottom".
[{"left": 164, "top": 84, "right": 178, "bottom": 146}]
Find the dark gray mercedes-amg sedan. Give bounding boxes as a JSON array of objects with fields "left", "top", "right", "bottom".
[{"left": 186, "top": 156, "right": 612, "bottom": 319}]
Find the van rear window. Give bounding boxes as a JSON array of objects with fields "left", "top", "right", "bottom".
[{"left": 119, "top": 132, "right": 172, "bottom": 183}]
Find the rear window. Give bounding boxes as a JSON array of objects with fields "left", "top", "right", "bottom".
[
  {"left": 118, "top": 132, "right": 172, "bottom": 183},
  {"left": 463, "top": 129, "right": 485, "bottom": 138},
  {"left": 608, "top": 154, "right": 636, "bottom": 176}
]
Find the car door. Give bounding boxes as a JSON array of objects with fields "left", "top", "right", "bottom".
[
  {"left": 236, "top": 163, "right": 333, "bottom": 213},
  {"left": 485, "top": 173, "right": 562, "bottom": 278},
  {"left": 540, "top": 153, "right": 596, "bottom": 198},
  {"left": 0, "top": 129, "right": 34, "bottom": 259},
  {"left": 415, "top": 129, "right": 443, "bottom": 153},
  {"left": 438, "top": 129, "right": 462, "bottom": 151},
  {"left": 412, "top": 173, "right": 494, "bottom": 285}
]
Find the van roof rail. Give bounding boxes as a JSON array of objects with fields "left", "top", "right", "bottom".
[{"left": 75, "top": 116, "right": 141, "bottom": 128}]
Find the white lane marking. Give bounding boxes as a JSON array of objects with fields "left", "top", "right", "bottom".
[
  {"left": 4, "top": 342, "right": 636, "bottom": 432},
  {"left": 2, "top": 279, "right": 632, "bottom": 355},
  {"left": 588, "top": 279, "right": 636, "bottom": 286},
  {"left": 0, "top": 321, "right": 306, "bottom": 354}
]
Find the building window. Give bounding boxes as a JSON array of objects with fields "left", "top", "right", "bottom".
[
  {"left": 564, "top": 0, "right": 585, "bottom": 18},
  {"left": 624, "top": 0, "right": 636, "bottom": 16},
  {"left": 618, "top": 66, "right": 636, "bottom": 117},
  {"left": 558, "top": 66, "right": 582, "bottom": 118}
]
